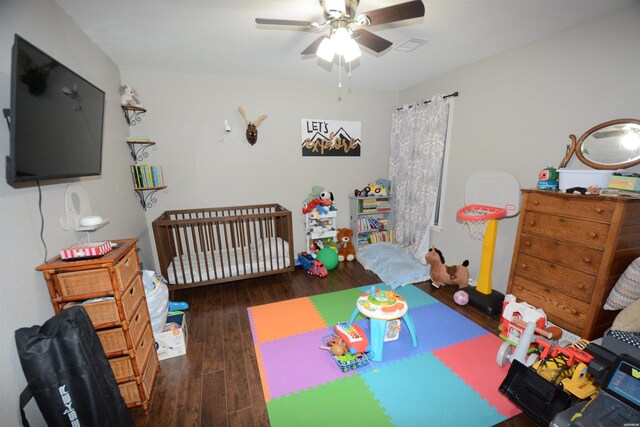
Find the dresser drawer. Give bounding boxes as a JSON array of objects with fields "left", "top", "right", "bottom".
[
  {"left": 517, "top": 233, "right": 603, "bottom": 275},
  {"left": 525, "top": 192, "right": 615, "bottom": 222},
  {"left": 142, "top": 346, "right": 159, "bottom": 397},
  {"left": 109, "top": 325, "right": 154, "bottom": 382},
  {"left": 522, "top": 212, "right": 610, "bottom": 249},
  {"left": 122, "top": 275, "right": 145, "bottom": 319},
  {"left": 55, "top": 268, "right": 114, "bottom": 296},
  {"left": 128, "top": 299, "right": 151, "bottom": 348},
  {"left": 513, "top": 253, "right": 595, "bottom": 302},
  {"left": 510, "top": 276, "right": 589, "bottom": 335},
  {"left": 97, "top": 327, "right": 128, "bottom": 354},
  {"left": 115, "top": 248, "right": 139, "bottom": 289}
]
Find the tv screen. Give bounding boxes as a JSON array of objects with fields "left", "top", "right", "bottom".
[{"left": 6, "top": 35, "right": 105, "bottom": 185}]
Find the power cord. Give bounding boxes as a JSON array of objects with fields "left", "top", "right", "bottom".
[{"left": 36, "top": 180, "right": 48, "bottom": 262}]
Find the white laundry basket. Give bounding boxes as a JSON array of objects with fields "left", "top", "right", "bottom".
[{"left": 142, "top": 270, "right": 169, "bottom": 333}]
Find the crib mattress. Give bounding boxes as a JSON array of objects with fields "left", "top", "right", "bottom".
[{"left": 167, "top": 240, "right": 291, "bottom": 285}]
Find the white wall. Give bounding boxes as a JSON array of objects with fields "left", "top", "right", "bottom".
[
  {"left": 119, "top": 67, "right": 397, "bottom": 260},
  {"left": 0, "top": 1, "right": 150, "bottom": 424},
  {"left": 400, "top": 4, "right": 640, "bottom": 294}
]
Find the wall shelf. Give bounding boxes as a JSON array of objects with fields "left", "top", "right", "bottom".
[
  {"left": 133, "top": 186, "right": 166, "bottom": 211},
  {"left": 121, "top": 105, "right": 146, "bottom": 126},
  {"left": 126, "top": 140, "right": 156, "bottom": 162}
]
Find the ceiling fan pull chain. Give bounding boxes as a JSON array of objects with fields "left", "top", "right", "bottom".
[{"left": 338, "top": 55, "right": 342, "bottom": 88}]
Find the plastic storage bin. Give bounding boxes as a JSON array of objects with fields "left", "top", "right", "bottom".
[{"left": 557, "top": 169, "right": 612, "bottom": 190}]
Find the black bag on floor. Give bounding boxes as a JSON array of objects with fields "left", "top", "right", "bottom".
[{"left": 15, "top": 306, "right": 134, "bottom": 427}]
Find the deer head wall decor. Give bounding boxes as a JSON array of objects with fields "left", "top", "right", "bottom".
[{"left": 238, "top": 106, "right": 268, "bottom": 146}]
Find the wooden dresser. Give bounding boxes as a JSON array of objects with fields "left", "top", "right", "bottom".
[
  {"left": 37, "top": 239, "right": 159, "bottom": 412},
  {"left": 507, "top": 190, "right": 640, "bottom": 339}
]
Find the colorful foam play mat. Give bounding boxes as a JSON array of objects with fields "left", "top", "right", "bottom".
[{"left": 248, "top": 284, "right": 521, "bottom": 426}]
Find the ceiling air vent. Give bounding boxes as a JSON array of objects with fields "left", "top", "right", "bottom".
[{"left": 395, "top": 37, "right": 429, "bottom": 52}]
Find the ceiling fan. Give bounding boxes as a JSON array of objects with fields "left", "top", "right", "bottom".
[{"left": 255, "top": 0, "right": 426, "bottom": 63}]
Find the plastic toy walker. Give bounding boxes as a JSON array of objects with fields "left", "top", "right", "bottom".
[{"left": 496, "top": 294, "right": 562, "bottom": 367}]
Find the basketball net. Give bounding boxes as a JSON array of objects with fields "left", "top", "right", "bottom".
[
  {"left": 457, "top": 205, "right": 506, "bottom": 241},
  {"left": 463, "top": 209, "right": 490, "bottom": 241}
]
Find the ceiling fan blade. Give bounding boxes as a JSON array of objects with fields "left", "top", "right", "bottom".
[
  {"left": 255, "top": 18, "right": 313, "bottom": 27},
  {"left": 301, "top": 35, "right": 327, "bottom": 55},
  {"left": 361, "top": 0, "right": 425, "bottom": 26},
  {"left": 352, "top": 29, "right": 393, "bottom": 53}
]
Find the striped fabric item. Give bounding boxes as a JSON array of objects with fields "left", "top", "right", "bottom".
[{"left": 604, "top": 257, "right": 640, "bottom": 310}]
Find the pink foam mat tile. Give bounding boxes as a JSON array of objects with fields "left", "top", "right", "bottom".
[{"left": 432, "top": 333, "right": 521, "bottom": 418}]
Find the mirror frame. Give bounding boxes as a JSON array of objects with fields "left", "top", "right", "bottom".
[{"left": 572, "top": 118, "right": 640, "bottom": 170}]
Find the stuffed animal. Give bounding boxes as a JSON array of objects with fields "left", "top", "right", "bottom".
[
  {"left": 336, "top": 228, "right": 356, "bottom": 262},
  {"left": 120, "top": 85, "right": 143, "bottom": 108},
  {"left": 425, "top": 245, "right": 469, "bottom": 288}
]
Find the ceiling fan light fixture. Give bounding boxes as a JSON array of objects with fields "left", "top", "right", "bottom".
[
  {"left": 331, "top": 27, "right": 351, "bottom": 55},
  {"left": 316, "top": 37, "right": 335, "bottom": 62},
  {"left": 342, "top": 38, "right": 361, "bottom": 62}
]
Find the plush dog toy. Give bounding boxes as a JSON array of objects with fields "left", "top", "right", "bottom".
[
  {"left": 425, "top": 246, "right": 469, "bottom": 288},
  {"left": 120, "top": 84, "right": 143, "bottom": 108},
  {"left": 336, "top": 228, "right": 356, "bottom": 262}
]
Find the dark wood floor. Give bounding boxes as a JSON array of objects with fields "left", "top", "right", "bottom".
[{"left": 130, "top": 261, "right": 537, "bottom": 427}]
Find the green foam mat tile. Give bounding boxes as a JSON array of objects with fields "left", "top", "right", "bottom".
[
  {"left": 309, "top": 287, "right": 366, "bottom": 326},
  {"left": 266, "top": 375, "right": 393, "bottom": 427}
]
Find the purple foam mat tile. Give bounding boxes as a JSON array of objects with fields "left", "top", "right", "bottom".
[{"left": 259, "top": 326, "right": 361, "bottom": 400}]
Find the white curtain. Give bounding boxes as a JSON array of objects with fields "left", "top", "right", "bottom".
[{"left": 389, "top": 95, "right": 451, "bottom": 259}]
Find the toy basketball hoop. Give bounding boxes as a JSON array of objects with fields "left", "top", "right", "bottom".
[{"left": 457, "top": 204, "right": 507, "bottom": 241}]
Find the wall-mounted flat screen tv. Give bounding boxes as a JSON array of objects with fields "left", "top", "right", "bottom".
[{"left": 6, "top": 34, "right": 105, "bottom": 186}]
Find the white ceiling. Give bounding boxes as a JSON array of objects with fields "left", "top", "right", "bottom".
[{"left": 54, "top": 0, "right": 635, "bottom": 91}]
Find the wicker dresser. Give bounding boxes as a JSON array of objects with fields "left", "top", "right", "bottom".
[
  {"left": 507, "top": 190, "right": 640, "bottom": 339},
  {"left": 37, "top": 239, "right": 159, "bottom": 412}
]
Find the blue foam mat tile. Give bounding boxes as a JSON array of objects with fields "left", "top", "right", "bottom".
[
  {"left": 355, "top": 302, "right": 489, "bottom": 365},
  {"left": 361, "top": 352, "right": 506, "bottom": 426}
]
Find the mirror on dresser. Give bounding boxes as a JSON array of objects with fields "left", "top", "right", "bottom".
[{"left": 569, "top": 118, "right": 640, "bottom": 170}]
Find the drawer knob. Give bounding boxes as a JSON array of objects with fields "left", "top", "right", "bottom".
[
  {"left": 577, "top": 284, "right": 584, "bottom": 289},
  {"left": 589, "top": 232, "right": 598, "bottom": 239},
  {"left": 533, "top": 200, "right": 539, "bottom": 206},
  {"left": 528, "top": 220, "right": 536, "bottom": 227},
  {"left": 125, "top": 259, "right": 130, "bottom": 266},
  {"left": 582, "top": 257, "right": 591, "bottom": 264},
  {"left": 520, "top": 263, "right": 527, "bottom": 270},
  {"left": 524, "top": 241, "right": 531, "bottom": 247},
  {"left": 594, "top": 207, "right": 603, "bottom": 214},
  {"left": 570, "top": 309, "right": 578, "bottom": 315}
]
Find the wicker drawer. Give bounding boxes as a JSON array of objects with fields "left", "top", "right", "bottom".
[
  {"left": 522, "top": 212, "right": 610, "bottom": 249},
  {"left": 525, "top": 192, "right": 615, "bottom": 222},
  {"left": 512, "top": 253, "right": 595, "bottom": 302},
  {"left": 129, "top": 299, "right": 151, "bottom": 348},
  {"left": 122, "top": 275, "right": 144, "bottom": 319},
  {"left": 142, "top": 346, "right": 159, "bottom": 397},
  {"left": 97, "top": 327, "right": 128, "bottom": 354},
  {"left": 510, "top": 276, "right": 589, "bottom": 335},
  {"left": 115, "top": 248, "right": 139, "bottom": 290},
  {"left": 517, "top": 233, "right": 603, "bottom": 275},
  {"left": 55, "top": 268, "right": 113, "bottom": 296},
  {"left": 109, "top": 326, "right": 154, "bottom": 382},
  {"left": 118, "top": 334, "right": 158, "bottom": 406},
  {"left": 74, "top": 276, "right": 142, "bottom": 326}
]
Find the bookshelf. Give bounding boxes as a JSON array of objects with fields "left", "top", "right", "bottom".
[
  {"left": 126, "top": 137, "right": 166, "bottom": 211},
  {"left": 305, "top": 209, "right": 337, "bottom": 252},
  {"left": 349, "top": 195, "right": 395, "bottom": 248}
]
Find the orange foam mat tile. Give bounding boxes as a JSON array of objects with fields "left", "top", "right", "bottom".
[{"left": 248, "top": 297, "right": 328, "bottom": 344}]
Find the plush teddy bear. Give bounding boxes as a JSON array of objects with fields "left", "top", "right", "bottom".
[
  {"left": 120, "top": 84, "right": 144, "bottom": 108},
  {"left": 336, "top": 228, "right": 356, "bottom": 262}
]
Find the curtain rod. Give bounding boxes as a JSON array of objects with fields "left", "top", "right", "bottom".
[{"left": 396, "top": 91, "right": 459, "bottom": 111}]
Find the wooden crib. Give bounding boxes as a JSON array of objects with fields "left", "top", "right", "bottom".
[{"left": 152, "top": 204, "right": 294, "bottom": 292}]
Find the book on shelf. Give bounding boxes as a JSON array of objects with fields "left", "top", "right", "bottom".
[
  {"left": 366, "top": 230, "right": 396, "bottom": 244},
  {"left": 131, "top": 164, "right": 164, "bottom": 188},
  {"left": 126, "top": 136, "right": 150, "bottom": 142},
  {"left": 357, "top": 217, "right": 388, "bottom": 232}
]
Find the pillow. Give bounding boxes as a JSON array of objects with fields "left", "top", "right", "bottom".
[
  {"left": 611, "top": 297, "right": 640, "bottom": 332},
  {"left": 604, "top": 257, "right": 640, "bottom": 310},
  {"left": 356, "top": 243, "right": 430, "bottom": 289}
]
